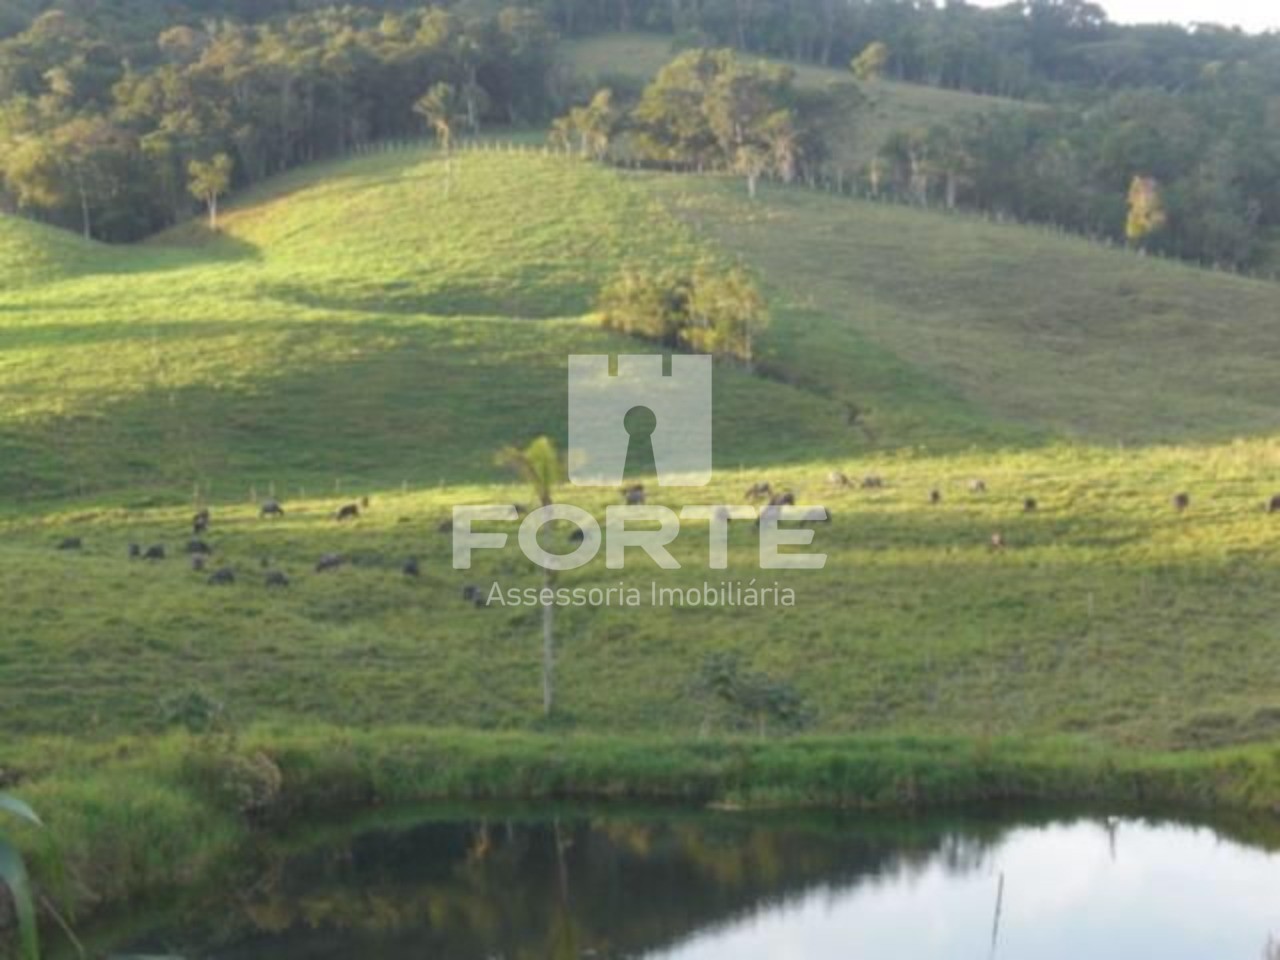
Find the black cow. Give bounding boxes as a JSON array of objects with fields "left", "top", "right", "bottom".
[
  {"left": 207, "top": 567, "right": 235, "bottom": 585},
  {"left": 315, "top": 553, "right": 345, "bottom": 573}
]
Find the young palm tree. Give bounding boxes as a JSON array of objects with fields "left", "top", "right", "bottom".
[{"left": 496, "top": 436, "right": 564, "bottom": 717}]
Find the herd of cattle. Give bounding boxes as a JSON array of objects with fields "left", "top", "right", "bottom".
[{"left": 49, "top": 476, "right": 1280, "bottom": 587}]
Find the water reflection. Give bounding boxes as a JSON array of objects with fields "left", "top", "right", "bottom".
[{"left": 109, "top": 809, "right": 1280, "bottom": 960}]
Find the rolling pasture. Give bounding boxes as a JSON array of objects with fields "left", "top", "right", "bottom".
[{"left": 1, "top": 145, "right": 1278, "bottom": 755}]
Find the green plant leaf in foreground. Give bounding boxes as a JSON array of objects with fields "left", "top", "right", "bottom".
[
  {"left": 0, "top": 836, "right": 39, "bottom": 960},
  {"left": 0, "top": 795, "right": 42, "bottom": 829}
]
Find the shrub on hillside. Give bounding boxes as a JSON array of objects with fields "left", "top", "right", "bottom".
[
  {"left": 597, "top": 265, "right": 767, "bottom": 365},
  {"left": 690, "top": 652, "right": 815, "bottom": 737}
]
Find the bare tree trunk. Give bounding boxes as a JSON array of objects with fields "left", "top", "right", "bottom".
[
  {"left": 208, "top": 194, "right": 218, "bottom": 230},
  {"left": 76, "top": 171, "right": 91, "bottom": 239},
  {"left": 542, "top": 566, "right": 555, "bottom": 716}
]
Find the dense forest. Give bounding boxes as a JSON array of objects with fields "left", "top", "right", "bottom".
[
  {"left": 2, "top": 0, "right": 1279, "bottom": 268},
  {"left": 0, "top": 4, "right": 559, "bottom": 239}
]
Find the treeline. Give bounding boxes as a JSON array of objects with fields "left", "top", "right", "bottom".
[
  {"left": 555, "top": 48, "right": 855, "bottom": 190},
  {"left": 871, "top": 82, "right": 1280, "bottom": 267},
  {"left": 541, "top": 0, "right": 1280, "bottom": 101},
  {"left": 0, "top": 5, "right": 557, "bottom": 240}
]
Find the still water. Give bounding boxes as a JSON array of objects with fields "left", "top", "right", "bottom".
[{"left": 111, "top": 808, "right": 1280, "bottom": 959}]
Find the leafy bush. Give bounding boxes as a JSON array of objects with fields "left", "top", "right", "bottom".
[
  {"left": 597, "top": 265, "right": 767, "bottom": 365},
  {"left": 690, "top": 653, "right": 815, "bottom": 736},
  {"left": 180, "top": 747, "right": 283, "bottom": 819}
]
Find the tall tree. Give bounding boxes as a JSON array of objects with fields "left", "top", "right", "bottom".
[
  {"left": 414, "top": 82, "right": 463, "bottom": 153},
  {"left": 1126, "top": 174, "right": 1166, "bottom": 247},
  {"left": 851, "top": 41, "right": 889, "bottom": 82},
  {"left": 188, "top": 152, "right": 233, "bottom": 229}
]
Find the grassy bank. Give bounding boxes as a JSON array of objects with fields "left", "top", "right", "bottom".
[{"left": 8, "top": 726, "right": 1280, "bottom": 924}]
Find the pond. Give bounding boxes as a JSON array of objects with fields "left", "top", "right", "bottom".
[{"left": 100, "top": 807, "right": 1280, "bottom": 959}]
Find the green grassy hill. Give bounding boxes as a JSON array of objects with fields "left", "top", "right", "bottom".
[
  {"left": 1, "top": 143, "right": 1278, "bottom": 758},
  {"left": 562, "top": 32, "right": 1023, "bottom": 172}
]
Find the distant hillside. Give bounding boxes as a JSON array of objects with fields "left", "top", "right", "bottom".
[
  {"left": 0, "top": 214, "right": 124, "bottom": 286},
  {"left": 562, "top": 32, "right": 1023, "bottom": 173},
  {"left": 0, "top": 147, "right": 851, "bottom": 502},
  {"left": 3, "top": 144, "right": 1279, "bottom": 505}
]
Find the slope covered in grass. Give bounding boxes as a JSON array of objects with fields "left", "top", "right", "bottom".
[
  {"left": 0, "top": 145, "right": 1278, "bottom": 760},
  {"left": 0, "top": 147, "right": 852, "bottom": 501},
  {"left": 0, "top": 214, "right": 128, "bottom": 287},
  {"left": 653, "top": 177, "right": 1280, "bottom": 444}
]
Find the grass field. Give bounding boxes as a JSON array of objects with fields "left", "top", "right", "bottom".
[
  {"left": 562, "top": 32, "right": 1023, "bottom": 173},
  {"left": 2, "top": 140, "right": 1280, "bottom": 921}
]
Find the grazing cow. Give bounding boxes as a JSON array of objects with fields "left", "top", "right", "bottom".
[
  {"left": 191, "top": 556, "right": 207, "bottom": 573},
  {"left": 969, "top": 479, "right": 987, "bottom": 494},
  {"left": 861, "top": 475, "right": 884, "bottom": 489},
  {"left": 990, "top": 532, "right": 1006, "bottom": 550},
  {"left": 462, "top": 585, "right": 480, "bottom": 602},
  {"left": 623, "top": 484, "right": 646, "bottom": 505},
  {"left": 1267, "top": 494, "right": 1280, "bottom": 514},
  {"left": 745, "top": 482, "right": 772, "bottom": 501},
  {"left": 315, "top": 553, "right": 345, "bottom": 573},
  {"left": 403, "top": 558, "right": 421, "bottom": 577},
  {"left": 568, "top": 527, "right": 586, "bottom": 543},
  {"left": 929, "top": 489, "right": 942, "bottom": 505},
  {"left": 1173, "top": 492, "right": 1190, "bottom": 512},
  {"left": 769, "top": 491, "right": 796, "bottom": 507},
  {"left": 335, "top": 503, "right": 360, "bottom": 522},
  {"left": 128, "top": 543, "right": 141, "bottom": 558},
  {"left": 1024, "top": 498, "right": 1038, "bottom": 512},
  {"left": 207, "top": 567, "right": 235, "bottom": 585},
  {"left": 187, "top": 539, "right": 213, "bottom": 555},
  {"left": 56, "top": 537, "right": 82, "bottom": 551},
  {"left": 260, "top": 500, "right": 285, "bottom": 519},
  {"left": 192, "top": 509, "right": 210, "bottom": 535},
  {"left": 828, "top": 471, "right": 851, "bottom": 488},
  {"left": 143, "top": 545, "right": 166, "bottom": 561},
  {"left": 264, "top": 571, "right": 290, "bottom": 588}
]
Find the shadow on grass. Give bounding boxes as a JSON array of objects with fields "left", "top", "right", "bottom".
[{"left": 0, "top": 318, "right": 870, "bottom": 505}]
